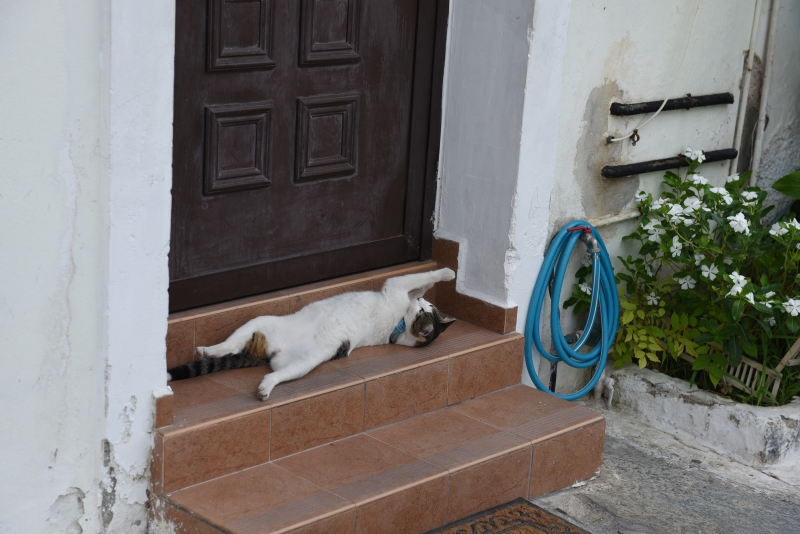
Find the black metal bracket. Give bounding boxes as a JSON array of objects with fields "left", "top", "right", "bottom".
[
  {"left": 601, "top": 148, "right": 738, "bottom": 179},
  {"left": 610, "top": 92, "right": 734, "bottom": 116}
]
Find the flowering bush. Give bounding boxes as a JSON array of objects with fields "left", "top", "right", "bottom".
[{"left": 567, "top": 149, "right": 800, "bottom": 405}]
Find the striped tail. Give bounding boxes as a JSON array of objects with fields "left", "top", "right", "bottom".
[{"left": 167, "top": 353, "right": 266, "bottom": 381}]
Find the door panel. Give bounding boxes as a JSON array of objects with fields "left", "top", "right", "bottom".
[{"left": 170, "top": 0, "right": 442, "bottom": 311}]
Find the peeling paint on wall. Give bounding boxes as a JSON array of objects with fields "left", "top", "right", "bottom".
[{"left": 48, "top": 487, "right": 86, "bottom": 534}]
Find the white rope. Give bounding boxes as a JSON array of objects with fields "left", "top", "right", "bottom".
[{"left": 609, "top": 0, "right": 703, "bottom": 144}]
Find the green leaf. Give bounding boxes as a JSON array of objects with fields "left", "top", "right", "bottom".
[
  {"left": 646, "top": 325, "right": 666, "bottom": 338},
  {"left": 771, "top": 171, "right": 800, "bottom": 199},
  {"left": 732, "top": 300, "right": 744, "bottom": 322},
  {"left": 695, "top": 333, "right": 715, "bottom": 344},
  {"left": 728, "top": 336, "right": 743, "bottom": 367},
  {"left": 752, "top": 302, "right": 773, "bottom": 314},
  {"left": 671, "top": 312, "right": 680, "bottom": 330},
  {"left": 788, "top": 314, "right": 800, "bottom": 333},
  {"left": 692, "top": 353, "right": 711, "bottom": 370},
  {"left": 622, "top": 310, "right": 634, "bottom": 324},
  {"left": 636, "top": 310, "right": 645, "bottom": 320}
]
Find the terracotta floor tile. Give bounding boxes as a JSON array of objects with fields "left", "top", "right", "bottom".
[
  {"left": 364, "top": 361, "right": 448, "bottom": 430},
  {"left": 151, "top": 433, "right": 164, "bottom": 496},
  {"left": 261, "top": 367, "right": 363, "bottom": 409},
  {"left": 450, "top": 384, "right": 579, "bottom": 430},
  {"left": 163, "top": 409, "right": 271, "bottom": 492},
  {"left": 169, "top": 463, "right": 354, "bottom": 534},
  {"left": 446, "top": 447, "right": 531, "bottom": 522},
  {"left": 167, "top": 319, "right": 195, "bottom": 369},
  {"left": 163, "top": 501, "right": 225, "bottom": 534},
  {"left": 325, "top": 343, "right": 412, "bottom": 371},
  {"left": 432, "top": 237, "right": 459, "bottom": 271},
  {"left": 287, "top": 510, "right": 355, "bottom": 534},
  {"left": 529, "top": 420, "right": 605, "bottom": 498},
  {"left": 276, "top": 434, "right": 447, "bottom": 505},
  {"left": 170, "top": 376, "right": 244, "bottom": 415},
  {"left": 368, "top": 409, "right": 500, "bottom": 459},
  {"left": 155, "top": 393, "right": 174, "bottom": 428},
  {"left": 270, "top": 385, "right": 364, "bottom": 459},
  {"left": 208, "top": 365, "right": 273, "bottom": 394},
  {"left": 195, "top": 299, "right": 290, "bottom": 348},
  {"left": 335, "top": 345, "right": 446, "bottom": 381},
  {"left": 369, "top": 409, "right": 530, "bottom": 474},
  {"left": 447, "top": 338, "right": 524, "bottom": 404},
  {"left": 354, "top": 476, "right": 449, "bottom": 534}
]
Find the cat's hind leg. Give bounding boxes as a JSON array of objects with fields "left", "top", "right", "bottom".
[
  {"left": 257, "top": 349, "right": 329, "bottom": 400},
  {"left": 196, "top": 317, "right": 267, "bottom": 358}
]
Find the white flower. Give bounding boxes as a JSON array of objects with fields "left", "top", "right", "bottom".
[
  {"left": 676, "top": 276, "right": 696, "bottom": 290},
  {"left": 745, "top": 292, "right": 755, "bottom": 305},
  {"left": 651, "top": 198, "right": 666, "bottom": 209},
  {"left": 789, "top": 219, "right": 800, "bottom": 231},
  {"left": 727, "top": 212, "right": 751, "bottom": 235},
  {"left": 635, "top": 191, "right": 648, "bottom": 201},
  {"left": 701, "top": 264, "right": 719, "bottom": 280},
  {"left": 682, "top": 217, "right": 694, "bottom": 226},
  {"left": 727, "top": 284, "right": 744, "bottom": 297},
  {"left": 770, "top": 223, "right": 789, "bottom": 236},
  {"left": 694, "top": 150, "right": 706, "bottom": 163},
  {"left": 766, "top": 291, "right": 776, "bottom": 298},
  {"left": 726, "top": 173, "right": 740, "bottom": 183},
  {"left": 581, "top": 253, "right": 592, "bottom": 268},
  {"left": 580, "top": 283, "right": 592, "bottom": 295},
  {"left": 683, "top": 196, "right": 702, "bottom": 213},
  {"left": 742, "top": 191, "right": 759, "bottom": 207},
  {"left": 649, "top": 232, "right": 663, "bottom": 243},
  {"left": 688, "top": 174, "right": 708, "bottom": 186},
  {"left": 645, "top": 264, "right": 653, "bottom": 277},
  {"left": 642, "top": 220, "right": 665, "bottom": 243},
  {"left": 766, "top": 317, "right": 776, "bottom": 327},
  {"left": 710, "top": 187, "right": 726, "bottom": 195},
  {"left": 683, "top": 147, "right": 696, "bottom": 160},
  {"left": 646, "top": 292, "right": 660, "bottom": 305},
  {"left": 797, "top": 243, "right": 800, "bottom": 250},
  {"left": 722, "top": 194, "right": 733, "bottom": 205},
  {"left": 723, "top": 257, "right": 734, "bottom": 265},
  {"left": 694, "top": 254, "right": 704, "bottom": 266},
  {"left": 730, "top": 271, "right": 747, "bottom": 287},
  {"left": 783, "top": 298, "right": 800, "bottom": 316},
  {"left": 667, "top": 204, "right": 684, "bottom": 216},
  {"left": 670, "top": 236, "right": 683, "bottom": 256}
]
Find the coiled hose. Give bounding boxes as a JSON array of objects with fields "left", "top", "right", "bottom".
[{"left": 524, "top": 221, "right": 619, "bottom": 400}]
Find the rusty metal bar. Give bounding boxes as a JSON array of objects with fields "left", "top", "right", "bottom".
[
  {"left": 610, "top": 93, "right": 734, "bottom": 116},
  {"left": 601, "top": 148, "right": 738, "bottom": 179}
]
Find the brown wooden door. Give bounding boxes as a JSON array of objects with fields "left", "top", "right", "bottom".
[{"left": 170, "top": 0, "right": 444, "bottom": 311}]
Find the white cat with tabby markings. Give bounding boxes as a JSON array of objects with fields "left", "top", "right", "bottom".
[{"left": 167, "top": 268, "right": 456, "bottom": 400}]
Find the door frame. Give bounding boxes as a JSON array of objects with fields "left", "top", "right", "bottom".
[{"left": 168, "top": 0, "right": 450, "bottom": 312}]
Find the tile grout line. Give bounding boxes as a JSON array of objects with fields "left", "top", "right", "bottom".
[
  {"left": 527, "top": 416, "right": 606, "bottom": 445},
  {"left": 526, "top": 442, "right": 534, "bottom": 499}
]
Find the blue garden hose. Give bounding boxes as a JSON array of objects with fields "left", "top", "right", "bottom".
[{"left": 524, "top": 221, "right": 619, "bottom": 400}]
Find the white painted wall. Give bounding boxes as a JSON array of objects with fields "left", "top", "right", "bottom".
[
  {"left": 0, "top": 1, "right": 174, "bottom": 532},
  {"left": 756, "top": 0, "right": 800, "bottom": 212}
]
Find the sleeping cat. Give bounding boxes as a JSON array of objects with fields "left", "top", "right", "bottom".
[{"left": 167, "top": 267, "right": 456, "bottom": 400}]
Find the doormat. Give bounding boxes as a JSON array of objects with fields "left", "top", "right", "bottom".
[{"left": 424, "top": 498, "right": 589, "bottom": 534}]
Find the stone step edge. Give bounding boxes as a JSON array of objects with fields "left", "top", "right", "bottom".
[
  {"left": 168, "top": 260, "right": 439, "bottom": 325},
  {"left": 159, "top": 333, "right": 524, "bottom": 438}
]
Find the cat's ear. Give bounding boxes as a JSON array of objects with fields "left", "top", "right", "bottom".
[{"left": 439, "top": 316, "right": 456, "bottom": 332}]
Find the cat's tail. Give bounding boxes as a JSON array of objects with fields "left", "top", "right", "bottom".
[{"left": 167, "top": 332, "right": 271, "bottom": 381}]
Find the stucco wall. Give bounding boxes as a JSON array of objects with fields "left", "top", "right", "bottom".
[
  {"left": 756, "top": 0, "right": 800, "bottom": 213},
  {"left": 0, "top": 1, "right": 174, "bottom": 532}
]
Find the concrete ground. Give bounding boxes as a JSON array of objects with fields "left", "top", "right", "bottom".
[{"left": 530, "top": 398, "right": 800, "bottom": 534}]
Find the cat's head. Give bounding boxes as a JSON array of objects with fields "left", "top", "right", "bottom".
[{"left": 403, "top": 298, "right": 456, "bottom": 347}]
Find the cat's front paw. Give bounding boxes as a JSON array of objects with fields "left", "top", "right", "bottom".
[
  {"left": 257, "top": 376, "right": 277, "bottom": 401},
  {"left": 440, "top": 268, "right": 455, "bottom": 281},
  {"left": 195, "top": 346, "right": 209, "bottom": 359}
]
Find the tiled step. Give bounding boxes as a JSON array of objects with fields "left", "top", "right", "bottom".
[
  {"left": 153, "top": 318, "right": 525, "bottom": 494},
  {"left": 156, "top": 386, "right": 604, "bottom": 534}
]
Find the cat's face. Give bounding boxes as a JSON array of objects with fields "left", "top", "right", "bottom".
[{"left": 403, "top": 298, "right": 456, "bottom": 347}]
